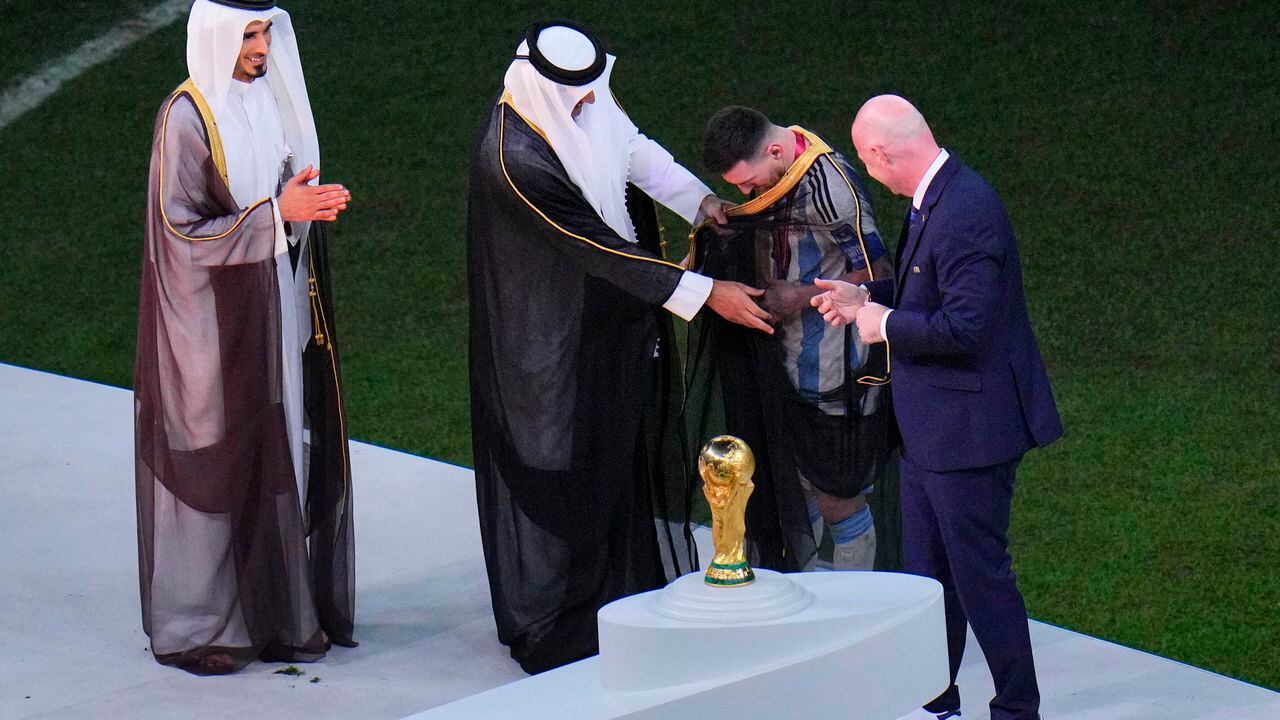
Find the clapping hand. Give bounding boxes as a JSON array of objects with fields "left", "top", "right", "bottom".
[
  {"left": 278, "top": 165, "right": 351, "bottom": 222},
  {"left": 810, "top": 278, "right": 868, "bottom": 327}
]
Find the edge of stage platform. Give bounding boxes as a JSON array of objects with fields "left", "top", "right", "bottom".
[
  {"left": 402, "top": 570, "right": 948, "bottom": 720},
  {"left": 8, "top": 363, "right": 1280, "bottom": 720}
]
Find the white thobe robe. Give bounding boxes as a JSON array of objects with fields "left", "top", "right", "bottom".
[
  {"left": 221, "top": 78, "right": 309, "bottom": 504},
  {"left": 624, "top": 135, "right": 715, "bottom": 320}
]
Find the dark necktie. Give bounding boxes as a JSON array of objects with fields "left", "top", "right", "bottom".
[{"left": 895, "top": 206, "right": 922, "bottom": 276}]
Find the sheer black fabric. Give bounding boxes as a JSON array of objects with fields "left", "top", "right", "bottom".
[
  {"left": 301, "top": 220, "right": 357, "bottom": 647},
  {"left": 134, "top": 89, "right": 354, "bottom": 676},
  {"left": 684, "top": 194, "right": 896, "bottom": 572},
  {"left": 467, "top": 100, "right": 696, "bottom": 674}
]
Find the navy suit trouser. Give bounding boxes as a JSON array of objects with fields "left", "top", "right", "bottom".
[{"left": 900, "top": 454, "right": 1040, "bottom": 720}]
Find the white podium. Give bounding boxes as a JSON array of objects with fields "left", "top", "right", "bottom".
[{"left": 406, "top": 570, "right": 948, "bottom": 720}]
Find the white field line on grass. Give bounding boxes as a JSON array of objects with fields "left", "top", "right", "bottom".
[{"left": 0, "top": 0, "right": 189, "bottom": 132}]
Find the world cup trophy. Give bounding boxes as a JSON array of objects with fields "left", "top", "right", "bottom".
[{"left": 700, "top": 435, "right": 756, "bottom": 587}]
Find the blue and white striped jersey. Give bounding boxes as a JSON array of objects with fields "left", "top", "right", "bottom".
[{"left": 759, "top": 146, "right": 887, "bottom": 412}]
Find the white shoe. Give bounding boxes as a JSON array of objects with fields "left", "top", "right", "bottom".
[{"left": 831, "top": 525, "right": 876, "bottom": 570}]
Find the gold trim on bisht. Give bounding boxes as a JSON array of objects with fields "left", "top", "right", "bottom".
[
  {"left": 686, "top": 126, "right": 892, "bottom": 386},
  {"left": 495, "top": 103, "right": 684, "bottom": 272},
  {"left": 175, "top": 79, "right": 229, "bottom": 188},
  {"left": 824, "top": 154, "right": 892, "bottom": 386},
  {"left": 734, "top": 126, "right": 832, "bottom": 215},
  {"left": 686, "top": 126, "right": 831, "bottom": 266},
  {"left": 306, "top": 246, "right": 352, "bottom": 517},
  {"left": 156, "top": 81, "right": 271, "bottom": 243},
  {"left": 498, "top": 91, "right": 549, "bottom": 144}
]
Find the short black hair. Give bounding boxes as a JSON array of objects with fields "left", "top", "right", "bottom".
[{"left": 702, "top": 106, "right": 772, "bottom": 175}]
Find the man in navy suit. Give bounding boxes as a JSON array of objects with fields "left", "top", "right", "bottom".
[{"left": 812, "top": 95, "right": 1062, "bottom": 720}]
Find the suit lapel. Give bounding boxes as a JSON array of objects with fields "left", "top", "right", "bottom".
[{"left": 894, "top": 156, "right": 961, "bottom": 302}]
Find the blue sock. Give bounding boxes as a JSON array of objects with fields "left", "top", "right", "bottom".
[{"left": 830, "top": 505, "right": 873, "bottom": 545}]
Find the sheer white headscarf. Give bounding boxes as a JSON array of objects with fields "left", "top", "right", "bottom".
[
  {"left": 186, "top": 0, "right": 319, "bottom": 185},
  {"left": 503, "top": 25, "right": 641, "bottom": 241}
]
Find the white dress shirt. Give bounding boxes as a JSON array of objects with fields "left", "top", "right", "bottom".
[{"left": 913, "top": 148, "right": 950, "bottom": 214}]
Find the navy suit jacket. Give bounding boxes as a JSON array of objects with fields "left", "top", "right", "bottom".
[{"left": 865, "top": 156, "right": 1062, "bottom": 473}]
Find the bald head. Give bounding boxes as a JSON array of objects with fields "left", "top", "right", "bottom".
[{"left": 851, "top": 95, "right": 940, "bottom": 198}]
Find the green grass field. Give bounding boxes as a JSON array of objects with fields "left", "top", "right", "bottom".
[{"left": 1, "top": 0, "right": 1276, "bottom": 690}]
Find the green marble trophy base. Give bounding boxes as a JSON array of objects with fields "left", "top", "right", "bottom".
[{"left": 704, "top": 560, "right": 756, "bottom": 587}]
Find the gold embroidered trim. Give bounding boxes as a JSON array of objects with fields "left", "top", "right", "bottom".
[
  {"left": 686, "top": 127, "right": 832, "bottom": 263},
  {"left": 307, "top": 244, "right": 352, "bottom": 517},
  {"left": 686, "top": 126, "right": 892, "bottom": 384},
  {"left": 498, "top": 91, "right": 549, "bottom": 143},
  {"left": 157, "top": 81, "right": 271, "bottom": 243},
  {"left": 826, "top": 154, "right": 892, "bottom": 385},
  {"left": 176, "top": 79, "right": 228, "bottom": 187},
  {"left": 496, "top": 103, "right": 683, "bottom": 272}
]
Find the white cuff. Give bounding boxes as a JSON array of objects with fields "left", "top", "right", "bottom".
[
  {"left": 880, "top": 308, "right": 893, "bottom": 341},
  {"left": 663, "top": 271, "right": 713, "bottom": 322},
  {"left": 271, "top": 199, "right": 289, "bottom": 256}
]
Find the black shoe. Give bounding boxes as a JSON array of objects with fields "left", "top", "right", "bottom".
[{"left": 895, "top": 710, "right": 961, "bottom": 720}]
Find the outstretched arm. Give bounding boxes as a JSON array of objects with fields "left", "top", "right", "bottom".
[
  {"left": 628, "top": 133, "right": 725, "bottom": 225},
  {"left": 501, "top": 110, "right": 771, "bottom": 332}
]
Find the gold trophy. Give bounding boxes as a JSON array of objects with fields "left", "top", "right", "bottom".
[{"left": 700, "top": 435, "right": 756, "bottom": 587}]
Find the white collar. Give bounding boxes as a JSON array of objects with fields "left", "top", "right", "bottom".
[{"left": 912, "top": 148, "right": 949, "bottom": 210}]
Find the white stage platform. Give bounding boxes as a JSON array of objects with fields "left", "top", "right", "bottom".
[{"left": 1, "top": 363, "right": 1277, "bottom": 719}]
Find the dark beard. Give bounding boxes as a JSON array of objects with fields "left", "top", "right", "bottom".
[{"left": 250, "top": 63, "right": 268, "bottom": 78}]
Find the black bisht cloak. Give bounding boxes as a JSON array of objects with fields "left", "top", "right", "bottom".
[
  {"left": 683, "top": 175, "right": 899, "bottom": 573},
  {"left": 134, "top": 82, "right": 355, "bottom": 676},
  {"left": 467, "top": 98, "right": 697, "bottom": 674}
]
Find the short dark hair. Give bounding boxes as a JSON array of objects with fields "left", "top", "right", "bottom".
[{"left": 702, "top": 106, "right": 772, "bottom": 174}]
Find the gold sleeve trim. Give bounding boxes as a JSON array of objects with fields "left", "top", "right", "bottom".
[
  {"left": 496, "top": 103, "right": 683, "bottom": 272},
  {"left": 157, "top": 82, "right": 272, "bottom": 243}
]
